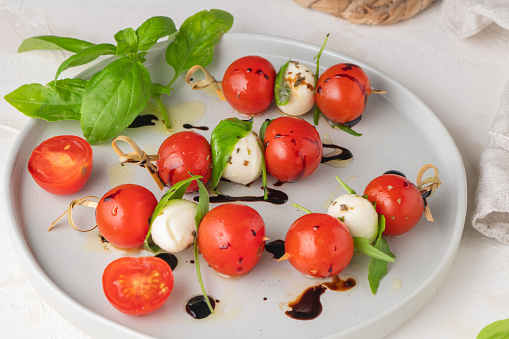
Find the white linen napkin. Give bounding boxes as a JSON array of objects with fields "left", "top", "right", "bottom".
[
  {"left": 441, "top": 0, "right": 509, "bottom": 38},
  {"left": 472, "top": 82, "right": 509, "bottom": 244}
]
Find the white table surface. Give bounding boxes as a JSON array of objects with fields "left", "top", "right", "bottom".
[{"left": 2, "top": 0, "right": 509, "bottom": 338}]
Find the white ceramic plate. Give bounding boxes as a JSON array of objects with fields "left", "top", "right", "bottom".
[{"left": 5, "top": 33, "right": 467, "bottom": 339}]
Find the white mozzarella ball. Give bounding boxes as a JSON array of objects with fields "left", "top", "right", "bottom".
[
  {"left": 327, "top": 194, "right": 378, "bottom": 244},
  {"left": 278, "top": 61, "right": 315, "bottom": 116},
  {"left": 151, "top": 199, "right": 198, "bottom": 253},
  {"left": 221, "top": 131, "right": 263, "bottom": 185}
]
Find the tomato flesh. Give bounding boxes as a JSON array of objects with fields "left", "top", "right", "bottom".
[
  {"left": 27, "top": 135, "right": 93, "bottom": 195},
  {"left": 102, "top": 256, "right": 174, "bottom": 315},
  {"left": 222, "top": 55, "right": 276, "bottom": 114},
  {"left": 316, "top": 63, "right": 371, "bottom": 124},
  {"left": 198, "top": 203, "right": 266, "bottom": 276},
  {"left": 364, "top": 174, "right": 424, "bottom": 236},
  {"left": 264, "top": 116, "right": 323, "bottom": 182},
  {"left": 285, "top": 213, "right": 354, "bottom": 278},
  {"left": 157, "top": 131, "right": 212, "bottom": 192},
  {"left": 96, "top": 184, "right": 157, "bottom": 249}
]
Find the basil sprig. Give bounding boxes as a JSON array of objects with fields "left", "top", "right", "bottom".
[
  {"left": 274, "top": 59, "right": 292, "bottom": 106},
  {"left": 313, "top": 33, "right": 329, "bottom": 126},
  {"left": 5, "top": 11, "right": 233, "bottom": 144}
]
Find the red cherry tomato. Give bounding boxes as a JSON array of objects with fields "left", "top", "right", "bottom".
[
  {"left": 96, "top": 184, "right": 157, "bottom": 249},
  {"left": 315, "top": 63, "right": 371, "bottom": 124},
  {"left": 102, "top": 256, "right": 174, "bottom": 315},
  {"left": 198, "top": 203, "right": 266, "bottom": 276},
  {"left": 222, "top": 55, "right": 276, "bottom": 114},
  {"left": 364, "top": 174, "right": 424, "bottom": 236},
  {"left": 157, "top": 131, "right": 212, "bottom": 192},
  {"left": 285, "top": 213, "right": 354, "bottom": 278},
  {"left": 264, "top": 116, "right": 323, "bottom": 182},
  {"left": 27, "top": 135, "right": 93, "bottom": 195}
]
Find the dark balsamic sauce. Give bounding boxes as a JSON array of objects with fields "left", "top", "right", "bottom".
[
  {"left": 155, "top": 253, "right": 178, "bottom": 271},
  {"left": 265, "top": 240, "right": 285, "bottom": 259},
  {"left": 321, "top": 143, "right": 353, "bottom": 164},
  {"left": 196, "top": 187, "right": 288, "bottom": 205},
  {"left": 285, "top": 276, "right": 357, "bottom": 321},
  {"left": 185, "top": 295, "right": 216, "bottom": 319},
  {"left": 183, "top": 123, "right": 209, "bottom": 131},
  {"left": 128, "top": 114, "right": 158, "bottom": 128},
  {"left": 383, "top": 170, "right": 406, "bottom": 178}
]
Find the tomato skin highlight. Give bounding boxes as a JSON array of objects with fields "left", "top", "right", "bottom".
[
  {"left": 222, "top": 55, "right": 276, "bottom": 114},
  {"left": 263, "top": 116, "right": 323, "bottom": 182},
  {"left": 157, "top": 131, "right": 212, "bottom": 192},
  {"left": 102, "top": 256, "right": 174, "bottom": 315},
  {"left": 285, "top": 213, "right": 354, "bottom": 278},
  {"left": 27, "top": 135, "right": 93, "bottom": 195},
  {"left": 315, "top": 63, "right": 371, "bottom": 124},
  {"left": 96, "top": 184, "right": 157, "bottom": 249},
  {"left": 198, "top": 203, "right": 266, "bottom": 276},
  {"left": 364, "top": 174, "right": 424, "bottom": 236}
]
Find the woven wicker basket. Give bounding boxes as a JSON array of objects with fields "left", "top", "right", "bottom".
[{"left": 294, "top": 0, "right": 436, "bottom": 25}]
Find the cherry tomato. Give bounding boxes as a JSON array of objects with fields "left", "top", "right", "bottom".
[
  {"left": 198, "top": 203, "right": 266, "bottom": 276},
  {"left": 222, "top": 55, "right": 276, "bottom": 114},
  {"left": 96, "top": 184, "right": 157, "bottom": 249},
  {"left": 284, "top": 213, "right": 354, "bottom": 278},
  {"left": 27, "top": 135, "right": 93, "bottom": 195},
  {"left": 157, "top": 131, "right": 212, "bottom": 192},
  {"left": 264, "top": 116, "right": 323, "bottom": 182},
  {"left": 364, "top": 174, "right": 424, "bottom": 236},
  {"left": 315, "top": 63, "right": 371, "bottom": 124},
  {"left": 102, "top": 256, "right": 174, "bottom": 315}
]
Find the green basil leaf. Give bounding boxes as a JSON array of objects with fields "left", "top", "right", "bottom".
[
  {"left": 259, "top": 118, "right": 273, "bottom": 143},
  {"left": 114, "top": 27, "right": 138, "bottom": 56},
  {"left": 54, "top": 43, "right": 116, "bottom": 82},
  {"left": 18, "top": 35, "right": 94, "bottom": 53},
  {"left": 314, "top": 33, "right": 329, "bottom": 125},
  {"left": 165, "top": 9, "right": 233, "bottom": 84},
  {"left": 210, "top": 117, "right": 253, "bottom": 190},
  {"left": 477, "top": 319, "right": 509, "bottom": 339},
  {"left": 4, "top": 78, "right": 86, "bottom": 121},
  {"left": 80, "top": 58, "right": 151, "bottom": 144},
  {"left": 257, "top": 138, "right": 269, "bottom": 200},
  {"left": 368, "top": 215, "right": 396, "bottom": 294},
  {"left": 353, "top": 237, "right": 395, "bottom": 262},
  {"left": 195, "top": 177, "right": 210, "bottom": 225},
  {"left": 136, "top": 16, "right": 177, "bottom": 51},
  {"left": 325, "top": 116, "right": 363, "bottom": 137},
  {"left": 275, "top": 59, "right": 292, "bottom": 106},
  {"left": 335, "top": 175, "right": 357, "bottom": 195}
]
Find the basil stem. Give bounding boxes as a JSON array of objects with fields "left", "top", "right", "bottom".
[{"left": 313, "top": 33, "right": 329, "bottom": 125}]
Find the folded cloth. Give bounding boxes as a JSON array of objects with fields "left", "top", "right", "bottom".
[
  {"left": 441, "top": 0, "right": 509, "bottom": 38},
  {"left": 473, "top": 82, "right": 509, "bottom": 244}
]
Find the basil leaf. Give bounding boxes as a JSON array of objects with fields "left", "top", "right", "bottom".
[
  {"left": 4, "top": 78, "right": 86, "bottom": 121},
  {"left": 114, "top": 28, "right": 138, "bottom": 56},
  {"left": 259, "top": 118, "right": 273, "bottom": 143},
  {"left": 477, "top": 319, "right": 509, "bottom": 339},
  {"left": 54, "top": 43, "right": 117, "bottom": 82},
  {"left": 353, "top": 237, "right": 395, "bottom": 262},
  {"left": 335, "top": 175, "right": 357, "bottom": 194},
  {"left": 80, "top": 58, "right": 151, "bottom": 144},
  {"left": 136, "top": 16, "right": 177, "bottom": 51},
  {"left": 313, "top": 33, "right": 329, "bottom": 125},
  {"left": 210, "top": 117, "right": 253, "bottom": 190},
  {"left": 144, "top": 175, "right": 198, "bottom": 252},
  {"left": 18, "top": 35, "right": 94, "bottom": 53},
  {"left": 275, "top": 59, "right": 292, "bottom": 106},
  {"left": 165, "top": 9, "right": 233, "bottom": 84},
  {"left": 368, "top": 215, "right": 396, "bottom": 294},
  {"left": 325, "top": 116, "right": 362, "bottom": 137}
]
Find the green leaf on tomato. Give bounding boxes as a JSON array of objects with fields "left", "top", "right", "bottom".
[
  {"left": 210, "top": 117, "right": 254, "bottom": 190},
  {"left": 258, "top": 118, "right": 272, "bottom": 143},
  {"left": 368, "top": 215, "right": 396, "bottom": 294},
  {"left": 275, "top": 59, "right": 292, "bottom": 106},
  {"left": 353, "top": 237, "right": 395, "bottom": 262}
]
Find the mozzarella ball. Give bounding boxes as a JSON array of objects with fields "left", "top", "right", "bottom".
[
  {"left": 278, "top": 61, "right": 315, "bottom": 116},
  {"left": 221, "top": 131, "right": 263, "bottom": 185},
  {"left": 151, "top": 199, "right": 198, "bottom": 253},
  {"left": 328, "top": 194, "right": 378, "bottom": 244}
]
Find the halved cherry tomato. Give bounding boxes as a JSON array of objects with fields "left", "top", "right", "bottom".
[
  {"left": 222, "top": 55, "right": 276, "bottom": 114},
  {"left": 315, "top": 63, "right": 371, "bottom": 124},
  {"left": 27, "top": 135, "right": 93, "bottom": 195},
  {"left": 364, "top": 173, "right": 424, "bottom": 236},
  {"left": 284, "top": 213, "right": 354, "bottom": 278},
  {"left": 96, "top": 184, "right": 157, "bottom": 249},
  {"left": 198, "top": 203, "right": 266, "bottom": 276},
  {"left": 157, "top": 131, "right": 212, "bottom": 192},
  {"left": 102, "top": 256, "right": 174, "bottom": 315},
  {"left": 264, "top": 116, "right": 323, "bottom": 182}
]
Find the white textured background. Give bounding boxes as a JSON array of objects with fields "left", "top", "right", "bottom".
[{"left": 1, "top": 0, "right": 509, "bottom": 338}]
